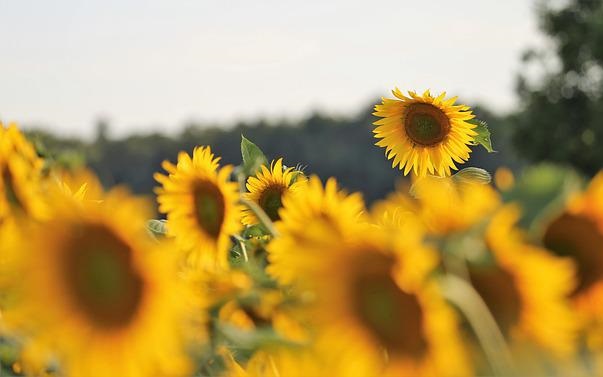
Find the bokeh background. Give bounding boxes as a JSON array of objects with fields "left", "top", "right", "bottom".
[{"left": 1, "top": 0, "right": 601, "bottom": 202}]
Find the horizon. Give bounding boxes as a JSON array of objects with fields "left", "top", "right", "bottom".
[{"left": 1, "top": 0, "right": 544, "bottom": 139}]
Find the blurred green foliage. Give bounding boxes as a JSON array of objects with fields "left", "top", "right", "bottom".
[{"left": 514, "top": 0, "right": 603, "bottom": 175}]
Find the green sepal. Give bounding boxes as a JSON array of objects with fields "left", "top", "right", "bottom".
[
  {"left": 469, "top": 119, "right": 496, "bottom": 153},
  {"left": 243, "top": 224, "right": 270, "bottom": 239},
  {"left": 146, "top": 219, "right": 168, "bottom": 237},
  {"left": 289, "top": 170, "right": 306, "bottom": 184},
  {"left": 241, "top": 135, "right": 268, "bottom": 177},
  {"left": 453, "top": 167, "right": 492, "bottom": 185}
]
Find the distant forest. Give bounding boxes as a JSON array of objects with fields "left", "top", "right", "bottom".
[
  {"left": 27, "top": 102, "right": 521, "bottom": 204},
  {"left": 15, "top": 0, "right": 603, "bottom": 204}
]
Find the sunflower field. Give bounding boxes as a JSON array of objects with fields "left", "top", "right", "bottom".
[{"left": 1, "top": 87, "right": 603, "bottom": 377}]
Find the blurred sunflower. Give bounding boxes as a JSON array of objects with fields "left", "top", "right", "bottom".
[
  {"left": 373, "top": 176, "right": 499, "bottom": 236},
  {"left": 474, "top": 205, "right": 577, "bottom": 358},
  {"left": 155, "top": 146, "right": 242, "bottom": 269},
  {"left": 543, "top": 173, "right": 603, "bottom": 299},
  {"left": 241, "top": 158, "right": 306, "bottom": 225},
  {"left": 0, "top": 123, "right": 46, "bottom": 224},
  {"left": 221, "top": 346, "right": 299, "bottom": 377},
  {"left": 494, "top": 167, "right": 515, "bottom": 191},
  {"left": 216, "top": 288, "right": 308, "bottom": 344},
  {"left": 221, "top": 341, "right": 366, "bottom": 377},
  {"left": 542, "top": 173, "right": 603, "bottom": 350},
  {"left": 373, "top": 89, "right": 477, "bottom": 177},
  {"left": 273, "top": 224, "right": 471, "bottom": 377},
  {"left": 266, "top": 176, "right": 366, "bottom": 285},
  {"left": 3, "top": 187, "right": 194, "bottom": 377},
  {"left": 51, "top": 168, "right": 104, "bottom": 202}
]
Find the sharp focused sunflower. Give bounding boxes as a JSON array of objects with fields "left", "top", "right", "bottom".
[
  {"left": 0, "top": 123, "right": 46, "bottom": 224},
  {"left": 241, "top": 158, "right": 306, "bottom": 225},
  {"left": 266, "top": 175, "right": 366, "bottom": 285},
  {"left": 373, "top": 89, "right": 478, "bottom": 177},
  {"left": 475, "top": 205, "right": 577, "bottom": 358},
  {"left": 155, "top": 146, "right": 242, "bottom": 270},
  {"left": 3, "top": 187, "right": 194, "bottom": 377}
]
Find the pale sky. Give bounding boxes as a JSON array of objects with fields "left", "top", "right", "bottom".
[{"left": 0, "top": 0, "right": 544, "bottom": 138}]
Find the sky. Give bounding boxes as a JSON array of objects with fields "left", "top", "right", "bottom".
[{"left": 0, "top": 0, "right": 545, "bottom": 138}]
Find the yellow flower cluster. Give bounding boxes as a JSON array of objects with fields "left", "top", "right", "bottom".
[{"left": 0, "top": 87, "right": 603, "bottom": 377}]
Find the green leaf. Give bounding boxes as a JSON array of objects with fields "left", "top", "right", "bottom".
[
  {"left": 470, "top": 119, "right": 495, "bottom": 153},
  {"left": 241, "top": 135, "right": 268, "bottom": 176}
]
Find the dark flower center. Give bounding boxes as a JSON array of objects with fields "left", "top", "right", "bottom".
[
  {"left": 258, "top": 185, "right": 285, "bottom": 221},
  {"left": 469, "top": 265, "right": 522, "bottom": 336},
  {"left": 193, "top": 180, "right": 225, "bottom": 238},
  {"left": 544, "top": 213, "right": 603, "bottom": 295},
  {"left": 352, "top": 253, "right": 428, "bottom": 358},
  {"left": 404, "top": 103, "right": 451, "bottom": 146},
  {"left": 64, "top": 224, "right": 144, "bottom": 328}
]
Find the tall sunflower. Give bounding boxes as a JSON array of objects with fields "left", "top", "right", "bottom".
[
  {"left": 477, "top": 205, "right": 577, "bottom": 358},
  {"left": 0, "top": 123, "right": 46, "bottom": 224},
  {"left": 373, "top": 89, "right": 478, "bottom": 177},
  {"left": 3, "top": 187, "right": 194, "bottom": 377},
  {"left": 155, "top": 146, "right": 242, "bottom": 269},
  {"left": 241, "top": 158, "right": 306, "bottom": 225},
  {"left": 266, "top": 175, "right": 366, "bottom": 285}
]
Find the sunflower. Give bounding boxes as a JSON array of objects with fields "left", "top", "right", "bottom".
[
  {"left": 2, "top": 187, "right": 194, "bottom": 377},
  {"left": 494, "top": 167, "right": 515, "bottom": 191},
  {"left": 270, "top": 220, "right": 471, "bottom": 376},
  {"left": 0, "top": 123, "right": 46, "bottom": 224},
  {"left": 221, "top": 340, "right": 367, "bottom": 377},
  {"left": 51, "top": 168, "right": 104, "bottom": 202},
  {"left": 266, "top": 175, "right": 366, "bottom": 285},
  {"left": 241, "top": 158, "right": 306, "bottom": 226},
  {"left": 543, "top": 172, "right": 603, "bottom": 299},
  {"left": 155, "top": 146, "right": 242, "bottom": 269},
  {"left": 372, "top": 89, "right": 478, "bottom": 177},
  {"left": 542, "top": 173, "right": 603, "bottom": 351},
  {"left": 373, "top": 176, "right": 499, "bottom": 236},
  {"left": 475, "top": 205, "right": 577, "bottom": 358}
]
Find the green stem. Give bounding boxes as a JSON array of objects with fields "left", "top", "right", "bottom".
[
  {"left": 232, "top": 234, "right": 249, "bottom": 262},
  {"left": 236, "top": 168, "right": 247, "bottom": 195},
  {"left": 441, "top": 274, "right": 516, "bottom": 376},
  {"left": 239, "top": 198, "right": 279, "bottom": 237}
]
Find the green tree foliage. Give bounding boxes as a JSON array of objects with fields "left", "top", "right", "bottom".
[{"left": 514, "top": 0, "right": 603, "bottom": 175}]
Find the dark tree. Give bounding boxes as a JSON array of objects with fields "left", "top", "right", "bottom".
[{"left": 513, "top": 0, "right": 603, "bottom": 174}]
